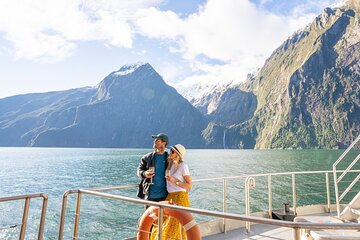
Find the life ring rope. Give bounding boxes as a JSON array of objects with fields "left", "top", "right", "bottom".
[
  {"left": 149, "top": 209, "right": 158, "bottom": 221},
  {"left": 183, "top": 219, "right": 197, "bottom": 231}
]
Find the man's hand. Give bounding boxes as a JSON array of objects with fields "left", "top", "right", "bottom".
[{"left": 144, "top": 170, "right": 155, "bottom": 178}]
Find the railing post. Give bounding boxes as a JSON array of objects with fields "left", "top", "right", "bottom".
[
  {"left": 333, "top": 166, "right": 340, "bottom": 217},
  {"left": 19, "top": 197, "right": 31, "bottom": 240},
  {"left": 38, "top": 195, "right": 48, "bottom": 240},
  {"left": 292, "top": 174, "right": 297, "bottom": 215},
  {"left": 223, "top": 178, "right": 227, "bottom": 233},
  {"left": 268, "top": 175, "right": 272, "bottom": 218},
  {"left": 245, "top": 177, "right": 250, "bottom": 233},
  {"left": 325, "top": 172, "right": 331, "bottom": 213},
  {"left": 58, "top": 193, "right": 69, "bottom": 240},
  {"left": 245, "top": 176, "right": 255, "bottom": 233},
  {"left": 73, "top": 193, "right": 82, "bottom": 240},
  {"left": 293, "top": 227, "right": 301, "bottom": 240},
  {"left": 158, "top": 206, "right": 163, "bottom": 239}
]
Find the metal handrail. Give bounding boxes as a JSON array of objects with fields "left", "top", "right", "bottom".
[
  {"left": 333, "top": 134, "right": 360, "bottom": 217},
  {"left": 58, "top": 188, "right": 360, "bottom": 240},
  {"left": 243, "top": 169, "right": 360, "bottom": 232},
  {"left": 58, "top": 185, "right": 138, "bottom": 240},
  {"left": 58, "top": 169, "right": 360, "bottom": 240},
  {"left": 337, "top": 154, "right": 360, "bottom": 183},
  {"left": 0, "top": 193, "right": 48, "bottom": 240}
]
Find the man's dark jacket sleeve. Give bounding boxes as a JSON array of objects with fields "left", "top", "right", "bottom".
[
  {"left": 137, "top": 152, "right": 153, "bottom": 179},
  {"left": 136, "top": 152, "right": 153, "bottom": 199}
]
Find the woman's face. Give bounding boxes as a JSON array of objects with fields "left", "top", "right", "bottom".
[{"left": 169, "top": 148, "right": 178, "bottom": 160}]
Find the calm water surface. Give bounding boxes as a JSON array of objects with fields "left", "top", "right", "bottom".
[{"left": 0, "top": 148, "right": 358, "bottom": 239}]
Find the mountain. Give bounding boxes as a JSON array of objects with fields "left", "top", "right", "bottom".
[
  {"left": 0, "top": 88, "right": 96, "bottom": 146},
  {"left": 0, "top": 63, "right": 207, "bottom": 148},
  {"left": 204, "top": 0, "right": 359, "bottom": 149},
  {"left": 207, "top": 78, "right": 257, "bottom": 126},
  {"left": 176, "top": 81, "right": 233, "bottom": 115}
]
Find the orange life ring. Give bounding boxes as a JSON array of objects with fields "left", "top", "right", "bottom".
[{"left": 137, "top": 205, "right": 201, "bottom": 240}]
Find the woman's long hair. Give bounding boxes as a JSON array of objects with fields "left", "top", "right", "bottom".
[{"left": 166, "top": 151, "right": 183, "bottom": 175}]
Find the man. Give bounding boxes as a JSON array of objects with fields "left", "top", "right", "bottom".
[{"left": 137, "top": 133, "right": 169, "bottom": 202}]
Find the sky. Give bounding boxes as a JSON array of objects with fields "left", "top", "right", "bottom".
[{"left": 0, "top": 0, "right": 342, "bottom": 99}]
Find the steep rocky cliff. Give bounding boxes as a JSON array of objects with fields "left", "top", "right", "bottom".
[
  {"left": 207, "top": 0, "right": 359, "bottom": 149},
  {"left": 253, "top": 0, "right": 359, "bottom": 149}
]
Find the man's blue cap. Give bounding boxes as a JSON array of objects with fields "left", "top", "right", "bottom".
[{"left": 152, "top": 133, "right": 169, "bottom": 144}]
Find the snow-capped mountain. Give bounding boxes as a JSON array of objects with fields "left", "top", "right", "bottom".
[
  {"left": 174, "top": 71, "right": 257, "bottom": 115},
  {"left": 112, "top": 62, "right": 146, "bottom": 76},
  {"left": 175, "top": 81, "right": 230, "bottom": 115}
]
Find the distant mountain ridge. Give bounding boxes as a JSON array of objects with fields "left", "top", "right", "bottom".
[
  {"left": 0, "top": 88, "right": 96, "bottom": 146},
  {"left": 0, "top": 63, "right": 207, "bottom": 148}
]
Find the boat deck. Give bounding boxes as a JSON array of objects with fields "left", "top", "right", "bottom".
[
  {"left": 202, "top": 210, "right": 360, "bottom": 240},
  {"left": 203, "top": 224, "right": 293, "bottom": 240}
]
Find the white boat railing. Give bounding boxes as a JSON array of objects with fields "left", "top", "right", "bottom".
[
  {"left": 58, "top": 188, "right": 360, "bottom": 240},
  {"left": 333, "top": 134, "right": 360, "bottom": 217},
  {"left": 243, "top": 170, "right": 360, "bottom": 232},
  {"left": 58, "top": 169, "right": 360, "bottom": 240},
  {"left": 0, "top": 193, "right": 48, "bottom": 240}
]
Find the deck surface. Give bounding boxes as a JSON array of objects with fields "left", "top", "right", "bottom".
[{"left": 203, "top": 223, "right": 294, "bottom": 240}]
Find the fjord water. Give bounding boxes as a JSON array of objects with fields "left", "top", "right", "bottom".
[{"left": 0, "top": 148, "right": 359, "bottom": 239}]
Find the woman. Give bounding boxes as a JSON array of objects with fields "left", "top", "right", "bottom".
[{"left": 150, "top": 144, "right": 192, "bottom": 240}]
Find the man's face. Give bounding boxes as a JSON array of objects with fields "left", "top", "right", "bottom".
[{"left": 153, "top": 138, "right": 166, "bottom": 150}]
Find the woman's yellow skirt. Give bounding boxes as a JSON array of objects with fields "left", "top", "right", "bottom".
[{"left": 150, "top": 191, "right": 190, "bottom": 240}]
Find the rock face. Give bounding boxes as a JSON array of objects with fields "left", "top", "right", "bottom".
[
  {"left": 205, "top": 0, "right": 359, "bottom": 149},
  {"left": 252, "top": 1, "right": 360, "bottom": 149},
  {"left": 208, "top": 86, "right": 257, "bottom": 126},
  {"left": 0, "top": 63, "right": 207, "bottom": 148}
]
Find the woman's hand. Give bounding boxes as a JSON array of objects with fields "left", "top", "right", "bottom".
[
  {"left": 166, "top": 175, "right": 192, "bottom": 190},
  {"left": 165, "top": 175, "right": 177, "bottom": 184}
]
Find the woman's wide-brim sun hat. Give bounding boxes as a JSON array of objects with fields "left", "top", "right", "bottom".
[{"left": 171, "top": 144, "right": 186, "bottom": 159}]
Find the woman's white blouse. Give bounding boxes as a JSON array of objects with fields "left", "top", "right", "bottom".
[{"left": 166, "top": 162, "right": 190, "bottom": 193}]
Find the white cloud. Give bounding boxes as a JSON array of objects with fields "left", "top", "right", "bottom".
[
  {"left": 0, "top": 0, "right": 162, "bottom": 63},
  {"left": 291, "top": 0, "right": 341, "bottom": 17},
  {"left": 136, "top": 7, "right": 186, "bottom": 39},
  {"left": 135, "top": 0, "right": 320, "bottom": 86},
  {"left": 157, "top": 67, "right": 179, "bottom": 85},
  {"left": 182, "top": 0, "right": 288, "bottom": 61}
]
